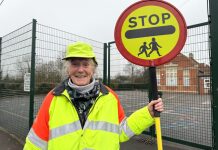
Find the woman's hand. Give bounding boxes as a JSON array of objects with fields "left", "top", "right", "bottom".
[{"left": 147, "top": 98, "right": 164, "bottom": 117}]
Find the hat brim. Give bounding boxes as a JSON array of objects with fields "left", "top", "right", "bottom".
[{"left": 62, "top": 56, "right": 98, "bottom": 65}]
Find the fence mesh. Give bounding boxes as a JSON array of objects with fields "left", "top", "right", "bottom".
[
  {"left": 0, "top": 21, "right": 104, "bottom": 141},
  {"left": 159, "top": 24, "right": 211, "bottom": 147},
  {"left": 0, "top": 22, "right": 32, "bottom": 140},
  {"left": 33, "top": 23, "right": 104, "bottom": 121},
  {"left": 109, "top": 23, "right": 211, "bottom": 147}
]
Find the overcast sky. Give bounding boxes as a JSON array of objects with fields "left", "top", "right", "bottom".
[{"left": 0, "top": 0, "right": 209, "bottom": 42}]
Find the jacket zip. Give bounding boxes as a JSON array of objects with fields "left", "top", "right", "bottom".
[
  {"left": 86, "top": 94, "right": 103, "bottom": 119},
  {"left": 61, "top": 94, "right": 84, "bottom": 128},
  {"left": 62, "top": 93, "right": 103, "bottom": 129}
]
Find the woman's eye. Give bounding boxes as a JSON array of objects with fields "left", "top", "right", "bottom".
[
  {"left": 83, "top": 63, "right": 89, "bottom": 67},
  {"left": 71, "top": 63, "right": 79, "bottom": 67}
]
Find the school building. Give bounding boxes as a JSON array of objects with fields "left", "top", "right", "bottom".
[{"left": 156, "top": 53, "right": 210, "bottom": 94}]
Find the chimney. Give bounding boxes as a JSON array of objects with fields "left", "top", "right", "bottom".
[{"left": 189, "top": 53, "right": 194, "bottom": 59}]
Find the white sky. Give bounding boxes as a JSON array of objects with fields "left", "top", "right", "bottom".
[{"left": 0, "top": 0, "right": 209, "bottom": 42}]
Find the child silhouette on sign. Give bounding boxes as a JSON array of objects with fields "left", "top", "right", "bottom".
[
  {"left": 138, "top": 42, "right": 150, "bottom": 57},
  {"left": 148, "top": 37, "right": 162, "bottom": 57}
]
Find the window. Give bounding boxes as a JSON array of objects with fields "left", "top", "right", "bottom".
[
  {"left": 156, "top": 70, "right": 160, "bottom": 85},
  {"left": 166, "top": 67, "right": 177, "bottom": 86},
  {"left": 183, "top": 69, "right": 190, "bottom": 86},
  {"left": 204, "top": 78, "right": 210, "bottom": 89}
]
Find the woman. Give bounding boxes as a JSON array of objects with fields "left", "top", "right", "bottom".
[{"left": 24, "top": 41, "right": 163, "bottom": 150}]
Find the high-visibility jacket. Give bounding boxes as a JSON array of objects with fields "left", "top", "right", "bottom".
[{"left": 24, "top": 82, "right": 154, "bottom": 150}]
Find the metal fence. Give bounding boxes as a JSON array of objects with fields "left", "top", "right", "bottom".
[
  {"left": 108, "top": 22, "right": 212, "bottom": 149},
  {"left": 0, "top": 19, "right": 213, "bottom": 149},
  {"left": 0, "top": 19, "right": 105, "bottom": 142},
  {"left": 33, "top": 21, "right": 105, "bottom": 125},
  {"left": 0, "top": 22, "right": 33, "bottom": 140}
]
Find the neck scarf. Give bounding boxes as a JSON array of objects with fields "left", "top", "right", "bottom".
[
  {"left": 68, "top": 78, "right": 95, "bottom": 94},
  {"left": 67, "top": 78, "right": 100, "bottom": 99}
]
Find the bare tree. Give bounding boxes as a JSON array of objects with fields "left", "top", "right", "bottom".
[{"left": 16, "top": 54, "right": 31, "bottom": 78}]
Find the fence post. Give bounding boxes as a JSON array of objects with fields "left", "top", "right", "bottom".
[
  {"left": 148, "top": 74, "right": 156, "bottom": 139},
  {"left": 29, "top": 19, "right": 37, "bottom": 129},
  {"left": 107, "top": 41, "right": 115, "bottom": 86},
  {"left": 209, "top": 0, "right": 218, "bottom": 149},
  {"left": 0, "top": 37, "right": 2, "bottom": 80},
  {"left": 103, "top": 43, "right": 108, "bottom": 85},
  {"left": 107, "top": 43, "right": 111, "bottom": 86}
]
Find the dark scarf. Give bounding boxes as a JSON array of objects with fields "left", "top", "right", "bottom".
[{"left": 65, "top": 79, "right": 100, "bottom": 127}]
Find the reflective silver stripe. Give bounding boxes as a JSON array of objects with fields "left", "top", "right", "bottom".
[
  {"left": 50, "top": 120, "right": 81, "bottom": 139},
  {"left": 50, "top": 120, "right": 119, "bottom": 140},
  {"left": 120, "top": 117, "right": 135, "bottom": 138},
  {"left": 84, "top": 120, "right": 119, "bottom": 134},
  {"left": 27, "top": 128, "right": 47, "bottom": 150}
]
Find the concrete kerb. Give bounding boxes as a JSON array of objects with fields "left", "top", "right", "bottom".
[{"left": 0, "top": 126, "right": 24, "bottom": 146}]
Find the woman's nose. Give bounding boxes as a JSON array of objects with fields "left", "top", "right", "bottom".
[{"left": 77, "top": 65, "right": 85, "bottom": 72}]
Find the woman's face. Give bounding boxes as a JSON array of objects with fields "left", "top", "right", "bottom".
[{"left": 68, "top": 58, "right": 95, "bottom": 86}]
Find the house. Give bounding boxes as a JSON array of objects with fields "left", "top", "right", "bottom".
[{"left": 156, "top": 53, "right": 210, "bottom": 94}]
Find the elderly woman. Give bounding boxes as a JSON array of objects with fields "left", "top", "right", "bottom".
[{"left": 24, "top": 41, "right": 163, "bottom": 150}]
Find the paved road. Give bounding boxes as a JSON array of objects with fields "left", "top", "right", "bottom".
[
  {"left": 121, "top": 134, "right": 202, "bottom": 150},
  {"left": 0, "top": 127, "right": 201, "bottom": 150},
  {"left": 0, "top": 127, "right": 23, "bottom": 150},
  {"left": 116, "top": 91, "right": 212, "bottom": 147},
  {"left": 0, "top": 90, "right": 212, "bottom": 148}
]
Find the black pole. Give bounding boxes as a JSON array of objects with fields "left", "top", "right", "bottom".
[
  {"left": 149, "top": 67, "right": 160, "bottom": 117},
  {"left": 103, "top": 43, "right": 108, "bottom": 85},
  {"left": 0, "top": 37, "right": 2, "bottom": 80},
  {"left": 108, "top": 43, "right": 111, "bottom": 86},
  {"left": 107, "top": 41, "right": 115, "bottom": 86},
  {"left": 148, "top": 66, "right": 160, "bottom": 139},
  {"left": 209, "top": 0, "right": 218, "bottom": 149},
  {"left": 29, "top": 19, "right": 37, "bottom": 129}
]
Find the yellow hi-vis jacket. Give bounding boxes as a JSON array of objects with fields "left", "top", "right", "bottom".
[{"left": 24, "top": 83, "right": 154, "bottom": 150}]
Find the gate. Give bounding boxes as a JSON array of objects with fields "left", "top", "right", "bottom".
[{"left": 107, "top": 22, "right": 212, "bottom": 149}]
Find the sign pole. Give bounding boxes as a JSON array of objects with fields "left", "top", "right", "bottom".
[{"left": 149, "top": 67, "right": 163, "bottom": 150}]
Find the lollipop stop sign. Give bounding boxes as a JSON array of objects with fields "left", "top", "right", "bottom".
[{"left": 114, "top": 0, "right": 187, "bottom": 67}]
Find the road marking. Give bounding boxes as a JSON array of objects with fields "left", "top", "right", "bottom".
[
  {"left": 163, "top": 110, "right": 186, "bottom": 116},
  {"left": 161, "top": 121, "right": 196, "bottom": 129},
  {"left": 0, "top": 109, "right": 28, "bottom": 120},
  {"left": 164, "top": 96, "right": 177, "bottom": 100},
  {"left": 124, "top": 102, "right": 147, "bottom": 108},
  {"left": 190, "top": 107, "right": 210, "bottom": 111},
  {"left": 202, "top": 101, "right": 211, "bottom": 105}
]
